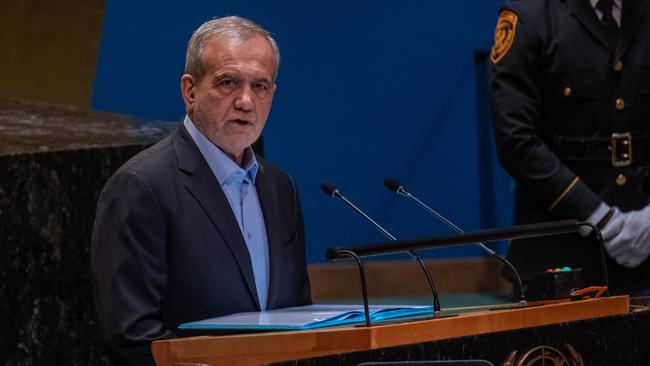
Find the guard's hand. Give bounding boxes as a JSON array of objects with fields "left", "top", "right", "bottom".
[
  {"left": 599, "top": 207, "right": 623, "bottom": 241},
  {"left": 604, "top": 205, "right": 650, "bottom": 268},
  {"left": 580, "top": 203, "right": 620, "bottom": 238}
]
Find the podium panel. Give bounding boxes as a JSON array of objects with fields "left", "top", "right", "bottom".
[{"left": 152, "top": 296, "right": 637, "bottom": 366}]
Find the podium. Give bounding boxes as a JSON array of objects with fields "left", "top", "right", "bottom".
[{"left": 151, "top": 295, "right": 636, "bottom": 365}]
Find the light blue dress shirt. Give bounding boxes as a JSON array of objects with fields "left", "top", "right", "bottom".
[{"left": 184, "top": 116, "right": 270, "bottom": 310}]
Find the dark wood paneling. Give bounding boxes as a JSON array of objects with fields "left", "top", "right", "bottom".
[
  {"left": 0, "top": 0, "right": 105, "bottom": 107},
  {"left": 308, "top": 258, "right": 512, "bottom": 301}
]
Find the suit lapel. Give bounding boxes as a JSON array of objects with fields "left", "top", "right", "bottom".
[
  {"left": 255, "top": 160, "right": 284, "bottom": 309},
  {"left": 616, "top": 0, "right": 647, "bottom": 59},
  {"left": 569, "top": 0, "right": 617, "bottom": 53},
  {"left": 173, "top": 126, "right": 260, "bottom": 309}
]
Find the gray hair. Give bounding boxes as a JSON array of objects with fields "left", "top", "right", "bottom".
[{"left": 184, "top": 16, "right": 280, "bottom": 81}]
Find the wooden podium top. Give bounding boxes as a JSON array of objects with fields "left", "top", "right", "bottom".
[{"left": 152, "top": 295, "right": 629, "bottom": 366}]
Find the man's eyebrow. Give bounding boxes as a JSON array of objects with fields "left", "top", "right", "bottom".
[
  {"left": 252, "top": 77, "right": 272, "bottom": 84},
  {"left": 214, "top": 72, "right": 241, "bottom": 80}
]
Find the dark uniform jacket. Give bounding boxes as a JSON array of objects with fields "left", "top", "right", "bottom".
[
  {"left": 91, "top": 126, "right": 311, "bottom": 365},
  {"left": 490, "top": 0, "right": 650, "bottom": 295}
]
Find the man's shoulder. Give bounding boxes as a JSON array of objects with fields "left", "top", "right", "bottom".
[
  {"left": 116, "top": 127, "right": 180, "bottom": 181},
  {"left": 500, "top": 0, "right": 552, "bottom": 17},
  {"left": 495, "top": 0, "right": 561, "bottom": 43}
]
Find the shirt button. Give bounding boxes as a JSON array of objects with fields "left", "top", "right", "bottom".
[
  {"left": 563, "top": 87, "right": 572, "bottom": 97},
  {"left": 247, "top": 232, "right": 253, "bottom": 240},
  {"left": 613, "top": 60, "right": 623, "bottom": 72},
  {"left": 615, "top": 98, "right": 625, "bottom": 110},
  {"left": 616, "top": 174, "right": 627, "bottom": 186}
]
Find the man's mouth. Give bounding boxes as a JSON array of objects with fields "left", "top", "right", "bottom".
[{"left": 233, "top": 118, "right": 253, "bottom": 125}]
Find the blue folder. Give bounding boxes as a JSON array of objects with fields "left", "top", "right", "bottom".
[{"left": 179, "top": 304, "right": 434, "bottom": 331}]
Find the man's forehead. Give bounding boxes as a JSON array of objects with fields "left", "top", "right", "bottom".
[{"left": 204, "top": 36, "right": 275, "bottom": 65}]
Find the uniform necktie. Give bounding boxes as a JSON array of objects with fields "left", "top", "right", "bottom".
[
  {"left": 596, "top": 0, "right": 617, "bottom": 27},
  {"left": 595, "top": 0, "right": 619, "bottom": 46}
]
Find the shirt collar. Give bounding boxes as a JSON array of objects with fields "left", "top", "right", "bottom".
[{"left": 183, "top": 115, "right": 259, "bottom": 186}]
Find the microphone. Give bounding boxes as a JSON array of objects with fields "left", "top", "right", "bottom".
[
  {"left": 321, "top": 182, "right": 396, "bottom": 240},
  {"left": 320, "top": 181, "right": 442, "bottom": 316},
  {"left": 384, "top": 177, "right": 527, "bottom": 305}
]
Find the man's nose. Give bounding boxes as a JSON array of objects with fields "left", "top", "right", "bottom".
[{"left": 234, "top": 86, "right": 254, "bottom": 111}]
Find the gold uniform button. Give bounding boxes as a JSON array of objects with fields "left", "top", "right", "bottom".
[
  {"left": 614, "top": 60, "right": 623, "bottom": 71},
  {"left": 615, "top": 98, "right": 625, "bottom": 110},
  {"left": 616, "top": 174, "right": 627, "bottom": 186},
  {"left": 563, "top": 87, "right": 572, "bottom": 96}
]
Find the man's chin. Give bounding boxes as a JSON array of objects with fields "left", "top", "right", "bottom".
[{"left": 215, "top": 139, "right": 257, "bottom": 161}]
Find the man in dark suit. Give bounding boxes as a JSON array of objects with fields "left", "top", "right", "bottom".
[
  {"left": 91, "top": 16, "right": 311, "bottom": 366},
  {"left": 490, "top": 0, "right": 650, "bottom": 295}
]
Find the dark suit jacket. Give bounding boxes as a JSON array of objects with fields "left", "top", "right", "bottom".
[
  {"left": 91, "top": 125, "right": 311, "bottom": 365},
  {"left": 490, "top": 0, "right": 650, "bottom": 294}
]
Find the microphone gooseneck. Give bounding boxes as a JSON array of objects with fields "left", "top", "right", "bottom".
[
  {"left": 320, "top": 181, "right": 442, "bottom": 316},
  {"left": 383, "top": 177, "right": 527, "bottom": 305},
  {"left": 321, "top": 182, "right": 396, "bottom": 241}
]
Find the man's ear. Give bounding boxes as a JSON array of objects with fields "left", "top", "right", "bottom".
[{"left": 180, "top": 74, "right": 196, "bottom": 107}]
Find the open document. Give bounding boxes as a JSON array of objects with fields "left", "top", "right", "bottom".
[{"left": 179, "top": 304, "right": 434, "bottom": 331}]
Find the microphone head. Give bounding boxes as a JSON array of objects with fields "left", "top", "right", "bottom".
[
  {"left": 320, "top": 182, "right": 339, "bottom": 197},
  {"left": 383, "top": 177, "right": 404, "bottom": 193}
]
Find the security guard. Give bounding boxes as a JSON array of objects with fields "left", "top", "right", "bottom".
[{"left": 490, "top": 0, "right": 650, "bottom": 295}]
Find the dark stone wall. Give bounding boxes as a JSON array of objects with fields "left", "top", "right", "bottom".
[{"left": 0, "top": 98, "right": 175, "bottom": 365}]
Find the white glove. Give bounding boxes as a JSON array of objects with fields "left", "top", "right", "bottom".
[
  {"left": 604, "top": 205, "right": 650, "bottom": 268},
  {"left": 599, "top": 207, "right": 623, "bottom": 241},
  {"left": 580, "top": 202, "right": 621, "bottom": 239}
]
